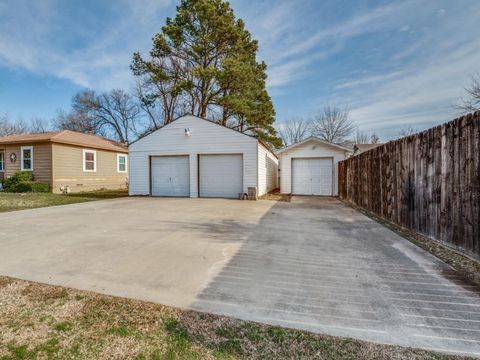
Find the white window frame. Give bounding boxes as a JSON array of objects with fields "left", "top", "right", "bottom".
[
  {"left": 21, "top": 146, "right": 33, "bottom": 171},
  {"left": 0, "top": 150, "right": 4, "bottom": 172},
  {"left": 83, "top": 149, "right": 97, "bottom": 172},
  {"left": 117, "top": 154, "right": 127, "bottom": 173}
]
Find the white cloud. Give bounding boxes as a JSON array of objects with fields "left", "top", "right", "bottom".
[
  {"left": 335, "top": 71, "right": 404, "bottom": 90},
  {"left": 277, "top": 2, "right": 404, "bottom": 62},
  {"left": 349, "top": 40, "right": 480, "bottom": 136},
  {"left": 304, "top": 1, "right": 480, "bottom": 139},
  {"left": 256, "top": 1, "right": 419, "bottom": 88},
  {"left": 0, "top": 0, "right": 172, "bottom": 90}
]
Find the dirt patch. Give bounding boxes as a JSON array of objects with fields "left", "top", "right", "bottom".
[
  {"left": 259, "top": 190, "right": 291, "bottom": 202},
  {"left": 21, "top": 283, "right": 70, "bottom": 302},
  {"left": 0, "top": 277, "right": 14, "bottom": 288},
  {"left": 0, "top": 276, "right": 469, "bottom": 360}
]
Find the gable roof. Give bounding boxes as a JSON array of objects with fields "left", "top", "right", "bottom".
[
  {"left": 276, "top": 136, "right": 352, "bottom": 154},
  {"left": 0, "top": 130, "right": 127, "bottom": 153},
  {"left": 134, "top": 114, "right": 278, "bottom": 158}
]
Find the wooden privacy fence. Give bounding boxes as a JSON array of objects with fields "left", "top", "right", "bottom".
[{"left": 338, "top": 112, "right": 480, "bottom": 259}]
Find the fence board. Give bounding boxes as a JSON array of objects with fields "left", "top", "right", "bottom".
[{"left": 338, "top": 112, "right": 480, "bottom": 259}]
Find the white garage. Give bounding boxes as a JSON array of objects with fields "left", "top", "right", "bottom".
[
  {"left": 129, "top": 115, "right": 278, "bottom": 199},
  {"left": 278, "top": 137, "right": 351, "bottom": 196}
]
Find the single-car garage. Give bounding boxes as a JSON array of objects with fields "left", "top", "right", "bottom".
[
  {"left": 278, "top": 137, "right": 351, "bottom": 196},
  {"left": 291, "top": 157, "right": 333, "bottom": 195},
  {"left": 129, "top": 115, "right": 278, "bottom": 199}
]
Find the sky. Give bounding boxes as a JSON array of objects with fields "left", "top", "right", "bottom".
[{"left": 0, "top": 0, "right": 479, "bottom": 140}]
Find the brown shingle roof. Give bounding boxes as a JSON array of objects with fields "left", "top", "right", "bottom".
[
  {"left": 0, "top": 130, "right": 127, "bottom": 153},
  {"left": 353, "top": 143, "right": 384, "bottom": 154}
]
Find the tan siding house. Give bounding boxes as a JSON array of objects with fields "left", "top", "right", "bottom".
[{"left": 0, "top": 131, "right": 128, "bottom": 193}]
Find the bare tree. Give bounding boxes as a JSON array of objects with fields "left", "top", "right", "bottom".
[
  {"left": 55, "top": 107, "right": 105, "bottom": 136},
  {"left": 29, "top": 117, "right": 51, "bottom": 133},
  {"left": 398, "top": 126, "right": 418, "bottom": 138},
  {"left": 0, "top": 114, "right": 29, "bottom": 136},
  {"left": 311, "top": 105, "right": 355, "bottom": 144},
  {"left": 353, "top": 130, "right": 369, "bottom": 144},
  {"left": 456, "top": 73, "right": 480, "bottom": 113},
  {"left": 278, "top": 117, "right": 312, "bottom": 146},
  {"left": 134, "top": 82, "right": 165, "bottom": 134},
  {"left": 56, "top": 89, "right": 144, "bottom": 145},
  {"left": 370, "top": 133, "right": 380, "bottom": 144}
]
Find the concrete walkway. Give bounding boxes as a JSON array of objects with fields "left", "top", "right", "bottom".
[{"left": 0, "top": 197, "right": 479, "bottom": 357}]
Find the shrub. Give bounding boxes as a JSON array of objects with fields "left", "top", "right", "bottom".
[
  {"left": 13, "top": 171, "right": 34, "bottom": 182},
  {"left": 30, "top": 182, "right": 50, "bottom": 193},
  {"left": 2, "top": 171, "right": 34, "bottom": 192},
  {"left": 12, "top": 181, "right": 50, "bottom": 193},
  {"left": 2, "top": 172, "right": 49, "bottom": 193}
]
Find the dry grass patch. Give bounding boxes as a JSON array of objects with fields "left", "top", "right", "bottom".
[
  {"left": 0, "top": 276, "right": 471, "bottom": 360},
  {"left": 0, "top": 189, "right": 128, "bottom": 213},
  {"left": 259, "top": 190, "right": 291, "bottom": 202}
]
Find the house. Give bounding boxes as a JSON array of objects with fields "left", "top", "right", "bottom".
[
  {"left": 353, "top": 143, "right": 384, "bottom": 155},
  {"left": 129, "top": 115, "right": 278, "bottom": 198},
  {"left": 277, "top": 136, "right": 351, "bottom": 196},
  {"left": 0, "top": 130, "right": 128, "bottom": 193}
]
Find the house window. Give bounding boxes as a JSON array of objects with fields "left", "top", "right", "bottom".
[
  {"left": 83, "top": 149, "right": 96, "bottom": 172},
  {"left": 0, "top": 151, "right": 4, "bottom": 171},
  {"left": 21, "top": 146, "right": 33, "bottom": 171},
  {"left": 117, "top": 154, "right": 127, "bottom": 173}
]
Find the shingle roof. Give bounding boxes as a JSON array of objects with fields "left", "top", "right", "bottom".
[
  {"left": 276, "top": 136, "right": 353, "bottom": 154},
  {"left": 353, "top": 143, "right": 384, "bottom": 154},
  {"left": 0, "top": 130, "right": 127, "bottom": 153}
]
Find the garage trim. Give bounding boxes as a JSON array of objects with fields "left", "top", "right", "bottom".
[
  {"left": 149, "top": 154, "right": 190, "bottom": 197},
  {"left": 291, "top": 156, "right": 334, "bottom": 196}
]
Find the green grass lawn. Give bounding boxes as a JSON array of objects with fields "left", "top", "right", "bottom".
[
  {"left": 0, "top": 277, "right": 463, "bottom": 360},
  {"left": 0, "top": 189, "right": 128, "bottom": 213}
]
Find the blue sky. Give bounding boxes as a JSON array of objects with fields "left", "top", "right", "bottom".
[{"left": 1, "top": 0, "right": 479, "bottom": 140}]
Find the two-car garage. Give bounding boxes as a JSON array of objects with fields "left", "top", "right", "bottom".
[
  {"left": 129, "top": 115, "right": 277, "bottom": 199},
  {"left": 150, "top": 154, "right": 243, "bottom": 198}
]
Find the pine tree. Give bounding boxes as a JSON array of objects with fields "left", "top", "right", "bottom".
[{"left": 131, "top": 0, "right": 282, "bottom": 148}]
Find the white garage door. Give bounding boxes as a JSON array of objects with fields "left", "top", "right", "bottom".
[
  {"left": 199, "top": 154, "right": 243, "bottom": 198},
  {"left": 292, "top": 158, "right": 333, "bottom": 195},
  {"left": 151, "top": 156, "right": 190, "bottom": 197}
]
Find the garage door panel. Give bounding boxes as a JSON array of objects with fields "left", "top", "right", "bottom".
[
  {"left": 151, "top": 156, "right": 190, "bottom": 197},
  {"left": 291, "top": 159, "right": 311, "bottom": 195},
  {"left": 200, "top": 154, "right": 243, "bottom": 198},
  {"left": 292, "top": 158, "right": 332, "bottom": 196}
]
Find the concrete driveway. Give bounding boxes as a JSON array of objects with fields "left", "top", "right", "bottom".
[{"left": 0, "top": 197, "right": 479, "bottom": 357}]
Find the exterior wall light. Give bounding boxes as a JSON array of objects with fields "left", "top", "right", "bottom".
[{"left": 185, "top": 128, "right": 191, "bottom": 137}]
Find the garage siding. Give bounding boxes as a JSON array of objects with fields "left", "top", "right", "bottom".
[
  {"left": 279, "top": 140, "right": 348, "bottom": 195},
  {"left": 257, "top": 143, "right": 278, "bottom": 196},
  {"left": 128, "top": 115, "right": 259, "bottom": 197}
]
